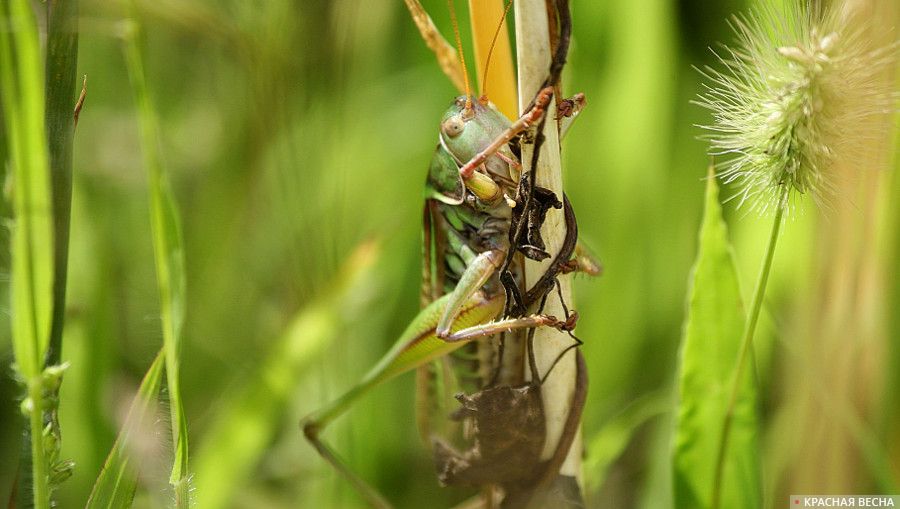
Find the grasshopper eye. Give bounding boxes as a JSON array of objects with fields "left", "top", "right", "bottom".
[{"left": 442, "top": 116, "right": 465, "bottom": 138}]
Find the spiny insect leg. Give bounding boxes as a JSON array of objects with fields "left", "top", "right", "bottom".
[
  {"left": 302, "top": 293, "right": 502, "bottom": 509},
  {"left": 523, "top": 195, "right": 578, "bottom": 308},
  {"left": 457, "top": 86, "right": 555, "bottom": 179},
  {"left": 440, "top": 312, "right": 576, "bottom": 343},
  {"left": 301, "top": 427, "right": 392, "bottom": 509},
  {"left": 558, "top": 92, "right": 586, "bottom": 140}
]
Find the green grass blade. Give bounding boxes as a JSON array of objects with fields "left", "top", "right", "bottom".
[
  {"left": 583, "top": 391, "right": 670, "bottom": 495},
  {"left": 85, "top": 349, "right": 166, "bottom": 509},
  {"left": 672, "top": 171, "right": 761, "bottom": 509},
  {"left": 193, "top": 242, "right": 380, "bottom": 509},
  {"left": 120, "top": 14, "right": 191, "bottom": 506},
  {"left": 44, "top": 0, "right": 79, "bottom": 366},
  {"left": 0, "top": 2, "right": 56, "bottom": 508},
  {"left": 0, "top": 0, "right": 54, "bottom": 382}
]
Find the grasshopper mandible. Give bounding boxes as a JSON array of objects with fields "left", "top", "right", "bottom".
[{"left": 302, "top": 1, "right": 595, "bottom": 507}]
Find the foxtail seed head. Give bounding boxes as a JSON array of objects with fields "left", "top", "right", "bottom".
[{"left": 697, "top": 3, "right": 898, "bottom": 214}]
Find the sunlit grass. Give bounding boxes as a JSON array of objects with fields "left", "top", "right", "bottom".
[
  {"left": 0, "top": 1, "right": 57, "bottom": 506},
  {"left": 121, "top": 6, "right": 192, "bottom": 505},
  {"left": 0, "top": 0, "right": 897, "bottom": 507}
]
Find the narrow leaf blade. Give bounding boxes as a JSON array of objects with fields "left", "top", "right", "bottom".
[
  {"left": 86, "top": 350, "right": 166, "bottom": 509},
  {"left": 673, "top": 173, "right": 762, "bottom": 509},
  {"left": 583, "top": 391, "right": 670, "bottom": 494},
  {"left": 1, "top": 2, "right": 56, "bottom": 507},
  {"left": 1, "top": 0, "right": 55, "bottom": 380},
  {"left": 44, "top": 0, "right": 80, "bottom": 365},
  {"left": 121, "top": 13, "right": 191, "bottom": 503}
]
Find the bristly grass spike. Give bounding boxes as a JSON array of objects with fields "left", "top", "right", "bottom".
[{"left": 696, "top": 1, "right": 898, "bottom": 216}]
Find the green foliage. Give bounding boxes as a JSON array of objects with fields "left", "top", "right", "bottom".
[
  {"left": 0, "top": 1, "right": 57, "bottom": 507},
  {"left": 0, "top": 1, "right": 896, "bottom": 508},
  {"left": 194, "top": 243, "right": 381, "bottom": 509},
  {"left": 86, "top": 350, "right": 165, "bottom": 509},
  {"left": 0, "top": 0, "right": 54, "bottom": 384},
  {"left": 673, "top": 173, "right": 761, "bottom": 509},
  {"left": 583, "top": 391, "right": 670, "bottom": 495},
  {"left": 121, "top": 11, "right": 191, "bottom": 506},
  {"left": 44, "top": 0, "right": 80, "bottom": 365}
]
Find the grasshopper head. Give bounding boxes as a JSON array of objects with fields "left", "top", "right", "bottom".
[
  {"left": 439, "top": 96, "right": 516, "bottom": 184},
  {"left": 439, "top": 96, "right": 479, "bottom": 140}
]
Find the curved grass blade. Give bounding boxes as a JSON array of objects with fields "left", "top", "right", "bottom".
[
  {"left": 583, "top": 391, "right": 670, "bottom": 495},
  {"left": 85, "top": 350, "right": 165, "bottom": 509},
  {"left": 672, "top": 169, "right": 761, "bottom": 509},
  {"left": 120, "top": 12, "right": 191, "bottom": 506}
]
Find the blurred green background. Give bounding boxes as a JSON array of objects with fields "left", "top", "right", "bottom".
[{"left": 1, "top": 0, "right": 898, "bottom": 507}]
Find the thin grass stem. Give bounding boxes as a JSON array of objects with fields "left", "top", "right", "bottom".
[
  {"left": 0, "top": 0, "right": 56, "bottom": 506},
  {"left": 711, "top": 184, "right": 787, "bottom": 509},
  {"left": 27, "top": 379, "right": 50, "bottom": 509},
  {"left": 121, "top": 8, "right": 191, "bottom": 505}
]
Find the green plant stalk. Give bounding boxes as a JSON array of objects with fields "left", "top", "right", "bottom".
[
  {"left": 45, "top": 0, "right": 79, "bottom": 366},
  {"left": 17, "top": 3, "right": 81, "bottom": 504},
  {"left": 514, "top": 0, "right": 582, "bottom": 483},
  {"left": 27, "top": 378, "right": 50, "bottom": 509},
  {"left": 5, "top": 0, "right": 79, "bottom": 501},
  {"left": 711, "top": 185, "right": 787, "bottom": 509},
  {"left": 1, "top": 0, "right": 53, "bottom": 380},
  {"left": 0, "top": 0, "right": 56, "bottom": 507},
  {"left": 121, "top": 15, "right": 191, "bottom": 505}
]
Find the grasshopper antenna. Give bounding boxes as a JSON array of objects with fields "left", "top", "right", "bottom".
[
  {"left": 447, "top": 0, "right": 472, "bottom": 113},
  {"left": 479, "top": 0, "right": 513, "bottom": 105}
]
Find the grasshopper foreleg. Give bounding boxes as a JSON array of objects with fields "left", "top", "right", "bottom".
[{"left": 457, "top": 86, "right": 554, "bottom": 180}]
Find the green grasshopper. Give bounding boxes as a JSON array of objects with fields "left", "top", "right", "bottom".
[{"left": 302, "top": 1, "right": 595, "bottom": 507}]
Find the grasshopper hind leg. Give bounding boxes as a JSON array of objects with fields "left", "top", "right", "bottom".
[
  {"left": 302, "top": 422, "right": 392, "bottom": 509},
  {"left": 301, "top": 290, "right": 575, "bottom": 509}
]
